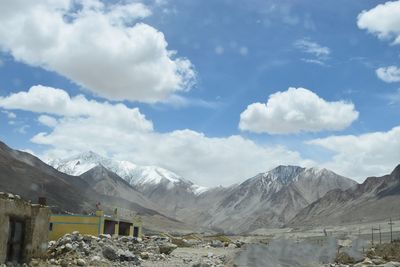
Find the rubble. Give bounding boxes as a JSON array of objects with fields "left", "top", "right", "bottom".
[
  {"left": 28, "top": 232, "right": 238, "bottom": 266},
  {"left": 329, "top": 242, "right": 400, "bottom": 267}
]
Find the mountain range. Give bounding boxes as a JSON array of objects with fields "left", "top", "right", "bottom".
[
  {"left": 1, "top": 140, "right": 400, "bottom": 234},
  {"left": 196, "top": 166, "right": 357, "bottom": 233},
  {"left": 0, "top": 141, "right": 196, "bottom": 233}
]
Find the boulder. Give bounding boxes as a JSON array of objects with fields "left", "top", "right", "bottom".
[
  {"left": 102, "top": 245, "right": 118, "bottom": 261},
  {"left": 159, "top": 243, "right": 177, "bottom": 255},
  {"left": 118, "top": 249, "right": 138, "bottom": 262},
  {"left": 210, "top": 240, "right": 224, "bottom": 248},
  {"left": 76, "top": 258, "right": 86, "bottom": 266}
]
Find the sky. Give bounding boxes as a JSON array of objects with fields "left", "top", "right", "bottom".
[{"left": 0, "top": 0, "right": 399, "bottom": 187}]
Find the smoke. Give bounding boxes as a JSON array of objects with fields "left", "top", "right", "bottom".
[{"left": 234, "top": 237, "right": 368, "bottom": 267}]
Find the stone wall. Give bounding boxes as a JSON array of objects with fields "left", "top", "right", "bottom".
[{"left": 0, "top": 192, "right": 49, "bottom": 264}]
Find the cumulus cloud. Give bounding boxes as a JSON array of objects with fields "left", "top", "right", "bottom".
[
  {"left": 38, "top": 115, "right": 58, "bottom": 128},
  {"left": 376, "top": 66, "right": 400, "bottom": 83},
  {"left": 0, "top": 86, "right": 313, "bottom": 186},
  {"left": 0, "top": 85, "right": 154, "bottom": 132},
  {"left": 308, "top": 126, "right": 400, "bottom": 182},
  {"left": 357, "top": 0, "right": 400, "bottom": 45},
  {"left": 0, "top": 0, "right": 195, "bottom": 102},
  {"left": 239, "top": 87, "right": 359, "bottom": 134}
]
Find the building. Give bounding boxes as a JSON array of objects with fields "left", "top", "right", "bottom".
[
  {"left": 49, "top": 210, "right": 143, "bottom": 240},
  {"left": 0, "top": 193, "right": 49, "bottom": 264}
]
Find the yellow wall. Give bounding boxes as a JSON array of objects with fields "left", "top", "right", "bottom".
[
  {"left": 49, "top": 214, "right": 102, "bottom": 240},
  {"left": 49, "top": 213, "right": 143, "bottom": 240}
]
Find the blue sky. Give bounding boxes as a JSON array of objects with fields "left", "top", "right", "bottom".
[{"left": 0, "top": 0, "right": 399, "bottom": 186}]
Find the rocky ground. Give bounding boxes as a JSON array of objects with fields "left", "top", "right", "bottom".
[
  {"left": 329, "top": 242, "right": 400, "bottom": 267},
  {"left": 23, "top": 232, "right": 242, "bottom": 267}
]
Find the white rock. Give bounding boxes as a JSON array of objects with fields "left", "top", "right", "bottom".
[
  {"left": 76, "top": 259, "right": 86, "bottom": 266},
  {"left": 90, "top": 256, "right": 101, "bottom": 262},
  {"left": 64, "top": 243, "right": 73, "bottom": 251}
]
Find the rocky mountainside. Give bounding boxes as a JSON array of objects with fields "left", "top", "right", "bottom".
[
  {"left": 290, "top": 164, "right": 400, "bottom": 226},
  {"left": 0, "top": 141, "right": 196, "bottom": 233},
  {"left": 200, "top": 166, "right": 357, "bottom": 233},
  {"left": 79, "top": 165, "right": 160, "bottom": 212}
]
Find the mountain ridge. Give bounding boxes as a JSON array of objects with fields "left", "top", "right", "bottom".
[
  {"left": 290, "top": 164, "right": 400, "bottom": 226},
  {"left": 48, "top": 151, "right": 208, "bottom": 196}
]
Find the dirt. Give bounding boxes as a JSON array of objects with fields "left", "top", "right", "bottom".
[{"left": 141, "top": 247, "right": 237, "bottom": 267}]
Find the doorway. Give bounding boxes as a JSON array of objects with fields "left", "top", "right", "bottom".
[
  {"left": 118, "top": 222, "right": 132, "bottom": 236},
  {"left": 103, "top": 220, "right": 117, "bottom": 235},
  {"left": 133, "top": 226, "right": 139, "bottom": 238},
  {"left": 6, "top": 218, "right": 25, "bottom": 263}
]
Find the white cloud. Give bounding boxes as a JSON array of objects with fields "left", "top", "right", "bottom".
[
  {"left": 0, "top": 0, "right": 195, "bottom": 102},
  {"left": 38, "top": 115, "right": 58, "bottom": 128},
  {"left": 294, "top": 39, "right": 331, "bottom": 65},
  {"left": 16, "top": 125, "right": 29, "bottom": 134},
  {"left": 239, "top": 87, "right": 359, "bottom": 134},
  {"left": 35, "top": 128, "right": 312, "bottom": 187},
  {"left": 2, "top": 110, "right": 16, "bottom": 119},
  {"left": 357, "top": 0, "right": 400, "bottom": 45},
  {"left": 0, "top": 85, "right": 154, "bottom": 132},
  {"left": 376, "top": 66, "right": 400, "bottom": 83},
  {"left": 308, "top": 126, "right": 400, "bottom": 182},
  {"left": 0, "top": 86, "right": 313, "bottom": 186},
  {"left": 160, "top": 95, "right": 219, "bottom": 109},
  {"left": 300, "top": 58, "right": 326, "bottom": 66},
  {"left": 294, "top": 39, "right": 330, "bottom": 58}
]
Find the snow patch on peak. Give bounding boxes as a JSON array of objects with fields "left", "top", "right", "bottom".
[
  {"left": 48, "top": 152, "right": 209, "bottom": 194},
  {"left": 191, "top": 184, "right": 209, "bottom": 195},
  {"left": 134, "top": 166, "right": 181, "bottom": 185},
  {"left": 261, "top": 165, "right": 305, "bottom": 184}
]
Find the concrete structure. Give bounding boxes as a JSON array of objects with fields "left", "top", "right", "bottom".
[
  {"left": 0, "top": 193, "right": 49, "bottom": 264},
  {"left": 49, "top": 210, "right": 143, "bottom": 241}
]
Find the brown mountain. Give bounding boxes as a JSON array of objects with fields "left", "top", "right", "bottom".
[{"left": 290, "top": 164, "right": 400, "bottom": 226}]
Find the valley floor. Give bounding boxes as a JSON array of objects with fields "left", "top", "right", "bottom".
[{"left": 141, "top": 247, "right": 237, "bottom": 267}]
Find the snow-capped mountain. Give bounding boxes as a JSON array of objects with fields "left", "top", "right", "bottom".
[
  {"left": 200, "top": 165, "right": 357, "bottom": 233},
  {"left": 48, "top": 151, "right": 208, "bottom": 196}
]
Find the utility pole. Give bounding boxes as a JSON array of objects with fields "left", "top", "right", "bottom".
[
  {"left": 379, "top": 225, "right": 382, "bottom": 244},
  {"left": 372, "top": 227, "right": 374, "bottom": 245},
  {"left": 388, "top": 218, "right": 394, "bottom": 243},
  {"left": 372, "top": 226, "right": 380, "bottom": 245}
]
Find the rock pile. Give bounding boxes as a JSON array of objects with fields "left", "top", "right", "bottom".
[
  {"left": 30, "top": 232, "right": 179, "bottom": 266},
  {"left": 328, "top": 242, "right": 400, "bottom": 267}
]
